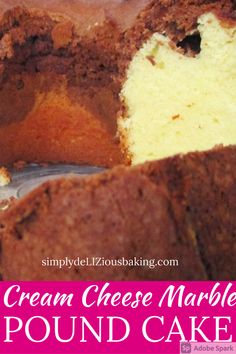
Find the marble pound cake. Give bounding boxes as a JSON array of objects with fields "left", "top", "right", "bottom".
[{"left": 0, "top": 0, "right": 235, "bottom": 166}]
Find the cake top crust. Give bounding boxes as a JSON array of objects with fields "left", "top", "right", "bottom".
[
  {"left": 1, "top": 145, "right": 236, "bottom": 280},
  {"left": 1, "top": 1, "right": 235, "bottom": 36},
  {"left": 0, "top": 0, "right": 151, "bottom": 33}
]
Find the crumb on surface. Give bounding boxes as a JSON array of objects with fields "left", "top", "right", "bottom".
[
  {"left": 0, "top": 197, "right": 16, "bottom": 211},
  {"left": 146, "top": 55, "right": 156, "bottom": 65},
  {"left": 172, "top": 114, "right": 181, "bottom": 120},
  {"left": 13, "top": 160, "right": 27, "bottom": 171},
  {"left": 0, "top": 167, "right": 12, "bottom": 187}
]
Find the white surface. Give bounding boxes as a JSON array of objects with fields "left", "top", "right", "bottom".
[{"left": 0, "top": 164, "right": 105, "bottom": 200}]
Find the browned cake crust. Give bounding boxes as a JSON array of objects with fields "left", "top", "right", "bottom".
[
  {"left": 1, "top": 145, "right": 236, "bottom": 281},
  {"left": 0, "top": 0, "right": 235, "bottom": 167}
]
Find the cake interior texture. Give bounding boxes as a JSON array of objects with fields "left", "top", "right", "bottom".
[{"left": 120, "top": 13, "right": 236, "bottom": 164}]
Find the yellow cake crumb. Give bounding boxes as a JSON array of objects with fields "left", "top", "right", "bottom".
[
  {"left": 119, "top": 13, "right": 236, "bottom": 165},
  {"left": 0, "top": 167, "right": 12, "bottom": 187}
]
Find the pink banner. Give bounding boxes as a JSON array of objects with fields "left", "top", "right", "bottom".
[{"left": 0, "top": 282, "right": 235, "bottom": 354}]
